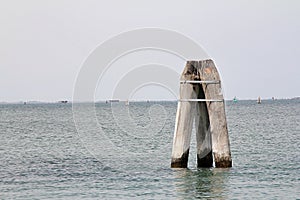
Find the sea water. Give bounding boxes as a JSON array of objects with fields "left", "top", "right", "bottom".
[{"left": 0, "top": 100, "right": 299, "bottom": 199}]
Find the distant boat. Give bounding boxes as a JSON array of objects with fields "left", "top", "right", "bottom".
[
  {"left": 59, "top": 101, "right": 68, "bottom": 104},
  {"left": 257, "top": 97, "right": 261, "bottom": 104},
  {"left": 109, "top": 99, "right": 119, "bottom": 103},
  {"left": 233, "top": 96, "right": 238, "bottom": 103},
  {"left": 125, "top": 100, "right": 129, "bottom": 106}
]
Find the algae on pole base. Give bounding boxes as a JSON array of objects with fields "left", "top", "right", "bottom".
[{"left": 171, "top": 60, "right": 232, "bottom": 168}]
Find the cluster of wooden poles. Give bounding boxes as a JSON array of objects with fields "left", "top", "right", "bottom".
[{"left": 171, "top": 59, "right": 232, "bottom": 168}]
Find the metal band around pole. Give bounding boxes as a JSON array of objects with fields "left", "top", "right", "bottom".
[
  {"left": 180, "top": 80, "right": 220, "bottom": 84},
  {"left": 179, "top": 99, "right": 223, "bottom": 102}
]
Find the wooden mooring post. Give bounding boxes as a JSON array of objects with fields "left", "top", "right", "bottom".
[{"left": 171, "top": 59, "right": 232, "bottom": 168}]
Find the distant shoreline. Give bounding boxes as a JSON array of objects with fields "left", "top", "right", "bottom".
[{"left": 0, "top": 97, "right": 299, "bottom": 105}]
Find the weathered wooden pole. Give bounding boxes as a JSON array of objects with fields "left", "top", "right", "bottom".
[
  {"left": 195, "top": 75, "right": 213, "bottom": 168},
  {"left": 171, "top": 60, "right": 232, "bottom": 168},
  {"left": 171, "top": 62, "right": 198, "bottom": 168}
]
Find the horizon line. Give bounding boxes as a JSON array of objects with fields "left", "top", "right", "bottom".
[{"left": 0, "top": 97, "right": 299, "bottom": 104}]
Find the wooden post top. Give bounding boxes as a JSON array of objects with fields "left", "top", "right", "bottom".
[{"left": 181, "top": 60, "right": 221, "bottom": 83}]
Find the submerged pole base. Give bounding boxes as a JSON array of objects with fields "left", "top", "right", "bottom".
[
  {"left": 197, "top": 151, "right": 213, "bottom": 168},
  {"left": 171, "top": 149, "right": 189, "bottom": 168},
  {"left": 214, "top": 154, "right": 232, "bottom": 168}
]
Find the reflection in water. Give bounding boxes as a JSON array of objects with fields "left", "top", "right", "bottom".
[{"left": 173, "top": 168, "right": 230, "bottom": 199}]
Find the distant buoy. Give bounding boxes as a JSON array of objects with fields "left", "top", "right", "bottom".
[{"left": 233, "top": 96, "right": 238, "bottom": 103}]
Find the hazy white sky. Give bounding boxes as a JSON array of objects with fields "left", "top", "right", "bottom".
[{"left": 1, "top": 0, "right": 299, "bottom": 102}]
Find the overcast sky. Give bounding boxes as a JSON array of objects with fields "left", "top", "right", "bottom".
[{"left": 1, "top": 0, "right": 299, "bottom": 102}]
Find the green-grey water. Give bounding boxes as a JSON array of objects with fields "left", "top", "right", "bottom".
[{"left": 0, "top": 100, "right": 299, "bottom": 199}]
